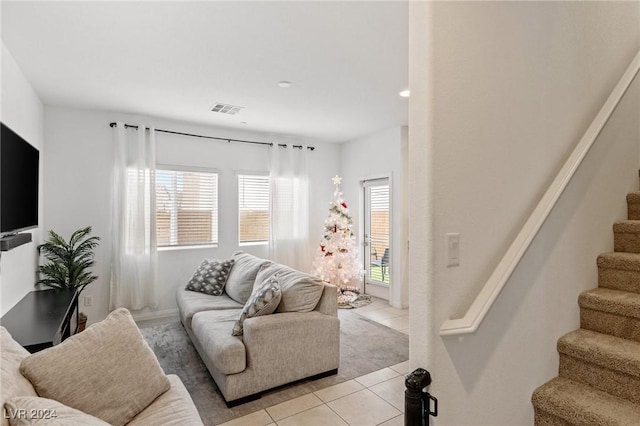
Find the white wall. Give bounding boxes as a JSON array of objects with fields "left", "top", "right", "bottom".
[
  {"left": 43, "top": 106, "right": 340, "bottom": 322},
  {"left": 340, "top": 126, "right": 408, "bottom": 308},
  {"left": 409, "top": 2, "right": 640, "bottom": 425},
  {"left": 0, "top": 43, "right": 44, "bottom": 315}
]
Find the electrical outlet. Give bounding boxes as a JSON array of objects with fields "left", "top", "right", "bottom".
[
  {"left": 84, "top": 295, "right": 93, "bottom": 307},
  {"left": 447, "top": 233, "right": 460, "bottom": 267}
]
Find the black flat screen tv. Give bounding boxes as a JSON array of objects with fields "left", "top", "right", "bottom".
[{"left": 1, "top": 123, "right": 39, "bottom": 235}]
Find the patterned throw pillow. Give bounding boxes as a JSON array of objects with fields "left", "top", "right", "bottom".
[
  {"left": 232, "top": 275, "right": 281, "bottom": 336},
  {"left": 185, "top": 259, "right": 235, "bottom": 296}
]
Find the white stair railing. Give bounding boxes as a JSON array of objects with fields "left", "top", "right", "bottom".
[{"left": 440, "top": 49, "right": 640, "bottom": 337}]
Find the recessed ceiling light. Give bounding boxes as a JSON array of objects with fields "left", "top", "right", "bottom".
[
  {"left": 399, "top": 89, "right": 410, "bottom": 98},
  {"left": 278, "top": 81, "right": 292, "bottom": 88}
]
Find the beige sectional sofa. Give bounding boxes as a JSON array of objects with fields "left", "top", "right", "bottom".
[
  {"left": 1, "top": 309, "right": 202, "bottom": 426},
  {"left": 177, "top": 251, "right": 340, "bottom": 405}
]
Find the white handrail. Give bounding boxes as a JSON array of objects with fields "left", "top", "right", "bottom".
[{"left": 440, "top": 49, "right": 640, "bottom": 337}]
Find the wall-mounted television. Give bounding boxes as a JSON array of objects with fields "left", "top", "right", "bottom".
[{"left": 1, "top": 122, "right": 39, "bottom": 235}]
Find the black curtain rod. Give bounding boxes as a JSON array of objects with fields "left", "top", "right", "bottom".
[{"left": 108, "top": 122, "right": 315, "bottom": 150}]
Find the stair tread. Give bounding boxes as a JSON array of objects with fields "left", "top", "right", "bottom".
[
  {"left": 579, "top": 288, "right": 640, "bottom": 319},
  {"left": 627, "top": 192, "right": 640, "bottom": 202},
  {"left": 558, "top": 329, "right": 640, "bottom": 378},
  {"left": 598, "top": 252, "right": 640, "bottom": 272},
  {"left": 532, "top": 377, "right": 640, "bottom": 425},
  {"left": 614, "top": 220, "right": 640, "bottom": 233}
]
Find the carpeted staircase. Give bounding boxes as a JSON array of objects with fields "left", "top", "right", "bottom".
[{"left": 531, "top": 182, "right": 640, "bottom": 425}]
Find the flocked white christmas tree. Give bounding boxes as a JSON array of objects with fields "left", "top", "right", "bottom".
[{"left": 312, "top": 175, "right": 364, "bottom": 296}]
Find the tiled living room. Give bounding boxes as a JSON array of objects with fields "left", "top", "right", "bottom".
[
  {"left": 219, "top": 359, "right": 410, "bottom": 426},
  {"left": 2, "top": 3, "right": 411, "bottom": 424},
  {"left": 5, "top": 1, "right": 636, "bottom": 424}
]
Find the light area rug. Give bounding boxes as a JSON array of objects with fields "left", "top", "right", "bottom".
[{"left": 139, "top": 308, "right": 408, "bottom": 425}]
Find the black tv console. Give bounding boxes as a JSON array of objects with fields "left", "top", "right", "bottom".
[{"left": 1, "top": 288, "right": 79, "bottom": 353}]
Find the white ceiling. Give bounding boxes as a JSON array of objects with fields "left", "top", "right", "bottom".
[{"left": 1, "top": 1, "right": 409, "bottom": 143}]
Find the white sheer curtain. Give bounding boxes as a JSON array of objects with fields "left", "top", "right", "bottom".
[
  {"left": 110, "top": 122, "right": 158, "bottom": 310},
  {"left": 269, "top": 145, "right": 310, "bottom": 271}
]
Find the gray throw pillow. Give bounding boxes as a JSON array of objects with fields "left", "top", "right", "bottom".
[
  {"left": 255, "top": 263, "right": 324, "bottom": 313},
  {"left": 225, "top": 252, "right": 271, "bottom": 304},
  {"left": 232, "top": 275, "right": 281, "bottom": 336},
  {"left": 185, "top": 258, "right": 234, "bottom": 296}
]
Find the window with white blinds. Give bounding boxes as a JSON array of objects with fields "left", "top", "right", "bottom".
[
  {"left": 156, "top": 168, "right": 218, "bottom": 248},
  {"left": 238, "top": 174, "right": 270, "bottom": 244},
  {"left": 368, "top": 184, "right": 390, "bottom": 256}
]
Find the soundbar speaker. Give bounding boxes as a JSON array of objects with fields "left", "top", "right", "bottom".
[{"left": 0, "top": 233, "right": 33, "bottom": 251}]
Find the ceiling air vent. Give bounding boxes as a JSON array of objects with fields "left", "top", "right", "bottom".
[{"left": 210, "top": 103, "right": 244, "bottom": 115}]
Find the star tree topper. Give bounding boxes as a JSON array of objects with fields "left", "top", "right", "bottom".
[{"left": 332, "top": 175, "right": 342, "bottom": 186}]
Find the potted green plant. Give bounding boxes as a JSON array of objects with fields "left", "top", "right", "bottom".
[{"left": 36, "top": 226, "right": 100, "bottom": 332}]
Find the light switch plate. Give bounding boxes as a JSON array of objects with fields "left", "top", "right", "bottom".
[{"left": 447, "top": 233, "right": 460, "bottom": 267}]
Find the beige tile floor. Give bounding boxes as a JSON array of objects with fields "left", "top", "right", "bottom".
[
  {"left": 218, "top": 299, "right": 409, "bottom": 426},
  {"left": 353, "top": 298, "right": 409, "bottom": 335}
]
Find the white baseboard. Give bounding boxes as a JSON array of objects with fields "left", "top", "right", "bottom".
[{"left": 132, "top": 308, "right": 179, "bottom": 323}]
